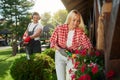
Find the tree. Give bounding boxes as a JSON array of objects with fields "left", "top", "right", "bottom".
[
  {"left": 40, "top": 12, "right": 53, "bottom": 40},
  {"left": 41, "top": 12, "right": 51, "bottom": 26},
  {"left": 0, "top": 0, "right": 33, "bottom": 38},
  {"left": 0, "top": 0, "right": 34, "bottom": 56},
  {"left": 17, "top": 14, "right": 31, "bottom": 38},
  {"left": 51, "top": 9, "right": 68, "bottom": 26},
  {"left": 40, "top": 9, "right": 68, "bottom": 41}
]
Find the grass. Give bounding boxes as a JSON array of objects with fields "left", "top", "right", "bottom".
[{"left": 0, "top": 48, "right": 26, "bottom": 80}]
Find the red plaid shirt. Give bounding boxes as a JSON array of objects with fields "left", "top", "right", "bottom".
[{"left": 50, "top": 24, "right": 92, "bottom": 51}]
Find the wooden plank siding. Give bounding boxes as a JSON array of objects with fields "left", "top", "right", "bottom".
[
  {"left": 61, "top": 0, "right": 93, "bottom": 25},
  {"left": 108, "top": 0, "right": 120, "bottom": 77},
  {"left": 110, "top": 2, "right": 120, "bottom": 59}
]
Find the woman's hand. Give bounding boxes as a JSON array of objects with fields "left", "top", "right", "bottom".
[{"left": 54, "top": 45, "right": 60, "bottom": 50}]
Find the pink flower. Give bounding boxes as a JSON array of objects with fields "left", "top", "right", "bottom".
[
  {"left": 106, "top": 70, "right": 115, "bottom": 79},
  {"left": 88, "top": 62, "right": 94, "bottom": 67},
  {"left": 75, "top": 50, "right": 80, "bottom": 54},
  {"left": 80, "top": 49, "right": 87, "bottom": 56},
  {"left": 74, "top": 61, "right": 80, "bottom": 69},
  {"left": 95, "top": 51, "right": 100, "bottom": 56},
  {"left": 78, "top": 74, "right": 91, "bottom": 80},
  {"left": 71, "top": 74, "right": 76, "bottom": 80},
  {"left": 92, "top": 65, "right": 98, "bottom": 74},
  {"left": 81, "top": 64, "right": 86, "bottom": 73},
  {"left": 69, "top": 68, "right": 73, "bottom": 74}
]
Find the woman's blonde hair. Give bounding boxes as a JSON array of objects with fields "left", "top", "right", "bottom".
[{"left": 65, "top": 9, "right": 85, "bottom": 30}]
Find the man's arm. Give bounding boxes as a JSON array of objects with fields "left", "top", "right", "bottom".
[{"left": 30, "top": 28, "right": 42, "bottom": 39}]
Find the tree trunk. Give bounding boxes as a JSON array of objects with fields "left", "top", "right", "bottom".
[{"left": 12, "top": 43, "right": 18, "bottom": 56}]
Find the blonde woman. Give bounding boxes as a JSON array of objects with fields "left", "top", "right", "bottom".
[{"left": 50, "top": 9, "right": 92, "bottom": 80}]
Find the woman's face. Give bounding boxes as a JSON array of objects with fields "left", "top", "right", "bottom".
[
  {"left": 33, "top": 15, "right": 39, "bottom": 23},
  {"left": 69, "top": 14, "right": 80, "bottom": 29}
]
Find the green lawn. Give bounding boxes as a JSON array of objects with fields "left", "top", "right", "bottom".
[{"left": 0, "top": 48, "right": 26, "bottom": 80}]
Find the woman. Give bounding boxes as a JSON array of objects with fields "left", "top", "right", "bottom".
[
  {"left": 50, "top": 10, "right": 92, "bottom": 80},
  {"left": 23, "top": 12, "right": 43, "bottom": 60}
]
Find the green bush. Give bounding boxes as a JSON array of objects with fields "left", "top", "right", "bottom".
[
  {"left": 41, "top": 48, "right": 55, "bottom": 60},
  {"left": 10, "top": 53, "right": 55, "bottom": 80}
]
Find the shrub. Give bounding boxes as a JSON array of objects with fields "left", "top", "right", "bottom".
[
  {"left": 41, "top": 48, "right": 55, "bottom": 60},
  {"left": 41, "top": 48, "right": 57, "bottom": 79},
  {"left": 10, "top": 53, "right": 55, "bottom": 80}
]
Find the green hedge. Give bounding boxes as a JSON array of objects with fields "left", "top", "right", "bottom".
[
  {"left": 41, "top": 48, "right": 55, "bottom": 60},
  {"left": 10, "top": 53, "right": 55, "bottom": 80}
]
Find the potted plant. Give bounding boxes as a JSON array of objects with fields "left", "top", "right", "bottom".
[{"left": 68, "top": 48, "right": 105, "bottom": 80}]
